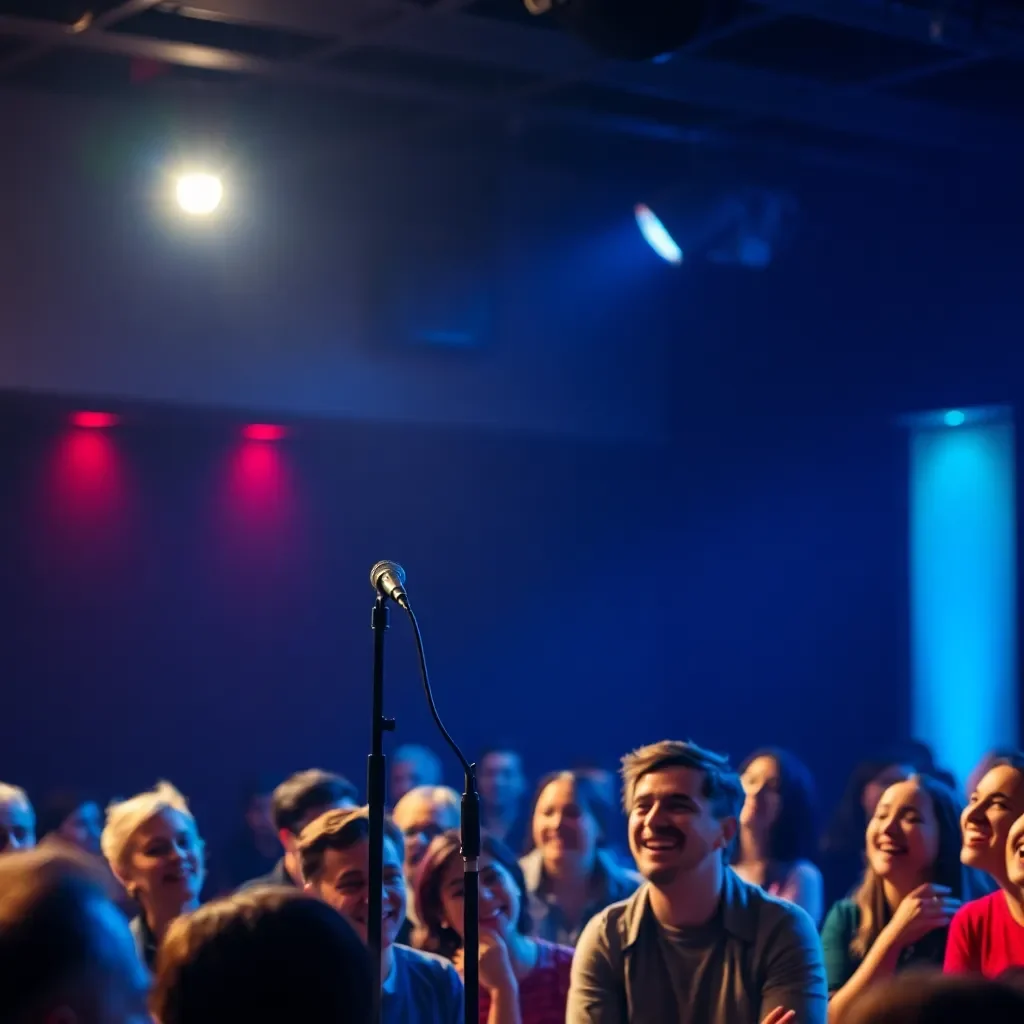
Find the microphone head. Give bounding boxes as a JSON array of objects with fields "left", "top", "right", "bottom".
[{"left": 370, "top": 560, "right": 407, "bottom": 591}]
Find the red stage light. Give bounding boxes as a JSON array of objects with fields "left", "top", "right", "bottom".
[
  {"left": 242, "top": 424, "right": 287, "bottom": 442},
  {"left": 70, "top": 411, "right": 119, "bottom": 429}
]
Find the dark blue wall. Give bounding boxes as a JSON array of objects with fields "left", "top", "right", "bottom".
[{"left": 0, "top": 401, "right": 907, "bottom": 859}]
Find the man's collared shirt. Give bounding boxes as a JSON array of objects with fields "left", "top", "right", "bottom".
[{"left": 567, "top": 867, "right": 827, "bottom": 1024}]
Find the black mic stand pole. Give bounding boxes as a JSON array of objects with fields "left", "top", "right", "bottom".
[
  {"left": 367, "top": 594, "right": 395, "bottom": 1024},
  {"left": 366, "top": 562, "right": 480, "bottom": 1024},
  {"left": 461, "top": 767, "right": 481, "bottom": 1024}
]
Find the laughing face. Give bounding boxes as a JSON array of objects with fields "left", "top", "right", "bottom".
[
  {"left": 438, "top": 853, "right": 522, "bottom": 940},
  {"left": 961, "top": 764, "right": 1024, "bottom": 881},
  {"left": 312, "top": 836, "right": 406, "bottom": 950},
  {"left": 532, "top": 776, "right": 600, "bottom": 874},
  {"left": 627, "top": 766, "right": 735, "bottom": 887},
  {"left": 865, "top": 778, "right": 938, "bottom": 884},
  {"left": 126, "top": 808, "right": 205, "bottom": 914}
]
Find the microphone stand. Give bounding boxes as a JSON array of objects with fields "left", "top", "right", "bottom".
[
  {"left": 367, "top": 594, "right": 395, "bottom": 1024},
  {"left": 460, "top": 768, "right": 481, "bottom": 1024},
  {"left": 366, "top": 563, "right": 480, "bottom": 1024}
]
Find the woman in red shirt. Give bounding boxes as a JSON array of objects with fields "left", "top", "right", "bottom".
[
  {"left": 945, "top": 754, "right": 1024, "bottom": 977},
  {"left": 414, "top": 830, "right": 573, "bottom": 1024}
]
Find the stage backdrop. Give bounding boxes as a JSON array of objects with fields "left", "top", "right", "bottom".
[{"left": 0, "top": 398, "right": 907, "bottom": 857}]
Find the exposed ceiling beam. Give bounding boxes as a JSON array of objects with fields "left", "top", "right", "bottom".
[
  {"left": 757, "top": 0, "right": 1024, "bottom": 57},
  {"left": 0, "top": 0, "right": 165, "bottom": 73},
  {"left": 380, "top": 14, "right": 1019, "bottom": 154},
  {"left": 152, "top": 0, "right": 1024, "bottom": 57},
  {"left": 0, "top": 7, "right": 1019, "bottom": 159},
  {"left": 0, "top": 13, "right": 929, "bottom": 180},
  {"left": 141, "top": 3, "right": 1024, "bottom": 153}
]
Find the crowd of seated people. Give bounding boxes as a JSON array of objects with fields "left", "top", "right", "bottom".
[{"left": 6, "top": 738, "right": 1024, "bottom": 1023}]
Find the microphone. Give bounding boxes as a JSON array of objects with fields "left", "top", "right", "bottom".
[{"left": 370, "top": 560, "right": 409, "bottom": 608}]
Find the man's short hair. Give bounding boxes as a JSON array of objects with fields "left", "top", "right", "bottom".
[
  {"left": 0, "top": 847, "right": 118, "bottom": 1021},
  {"left": 272, "top": 770, "right": 358, "bottom": 835},
  {"left": 152, "top": 887, "right": 373, "bottom": 1024},
  {"left": 297, "top": 806, "right": 404, "bottom": 884},
  {"left": 621, "top": 740, "right": 744, "bottom": 819}
]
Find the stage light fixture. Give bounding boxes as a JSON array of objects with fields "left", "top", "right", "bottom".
[
  {"left": 70, "top": 411, "right": 119, "bottom": 429},
  {"left": 635, "top": 204, "right": 683, "bottom": 265},
  {"left": 635, "top": 187, "right": 798, "bottom": 270},
  {"left": 944, "top": 410, "right": 967, "bottom": 428},
  {"left": 242, "top": 424, "right": 287, "bottom": 442},
  {"left": 523, "top": 0, "right": 740, "bottom": 61},
  {"left": 176, "top": 172, "right": 223, "bottom": 216}
]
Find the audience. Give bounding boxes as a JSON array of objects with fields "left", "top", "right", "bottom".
[
  {"left": 101, "top": 781, "right": 206, "bottom": 969},
  {"left": 392, "top": 785, "right": 461, "bottom": 942},
  {"left": 821, "top": 774, "right": 964, "bottom": 1021},
  {"left": 520, "top": 770, "right": 640, "bottom": 946},
  {"left": 0, "top": 845, "right": 151, "bottom": 1024},
  {"left": 220, "top": 776, "right": 280, "bottom": 890},
  {"left": 298, "top": 806, "right": 463, "bottom": 1023},
  {"left": 392, "top": 745, "right": 445, "bottom": 806},
  {"left": 966, "top": 749, "right": 1019, "bottom": 802},
  {"left": 843, "top": 973, "right": 1024, "bottom": 1024},
  {"left": 945, "top": 753, "right": 1024, "bottom": 975},
  {"left": 0, "top": 783, "right": 36, "bottom": 854},
  {"left": 239, "top": 768, "right": 357, "bottom": 890},
  {"left": 15, "top": 732, "right": 1024, "bottom": 1024},
  {"left": 568, "top": 740, "right": 827, "bottom": 1024},
  {"left": 152, "top": 887, "right": 373, "bottom": 1024},
  {"left": 733, "top": 747, "right": 824, "bottom": 925},
  {"left": 37, "top": 790, "right": 104, "bottom": 857},
  {"left": 479, "top": 748, "right": 528, "bottom": 854},
  {"left": 820, "top": 756, "right": 919, "bottom": 909},
  {"left": 415, "top": 829, "right": 573, "bottom": 1024}
]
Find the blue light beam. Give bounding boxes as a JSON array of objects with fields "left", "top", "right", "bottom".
[{"left": 910, "top": 414, "right": 1018, "bottom": 789}]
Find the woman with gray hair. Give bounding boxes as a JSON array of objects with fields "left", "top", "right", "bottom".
[{"left": 101, "top": 780, "right": 205, "bottom": 967}]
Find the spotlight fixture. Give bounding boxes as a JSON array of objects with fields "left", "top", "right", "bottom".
[
  {"left": 635, "top": 204, "right": 683, "bottom": 265},
  {"left": 523, "top": 0, "right": 740, "bottom": 60},
  {"left": 635, "top": 187, "right": 798, "bottom": 270},
  {"left": 242, "top": 424, "right": 287, "bottom": 442},
  {"left": 176, "top": 172, "right": 223, "bottom": 216},
  {"left": 70, "top": 411, "right": 119, "bottom": 429},
  {"left": 943, "top": 410, "right": 967, "bottom": 427}
]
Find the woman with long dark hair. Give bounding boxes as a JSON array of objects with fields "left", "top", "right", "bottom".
[
  {"left": 821, "top": 774, "right": 966, "bottom": 1023},
  {"left": 732, "top": 748, "right": 823, "bottom": 924},
  {"left": 414, "top": 830, "right": 573, "bottom": 1024}
]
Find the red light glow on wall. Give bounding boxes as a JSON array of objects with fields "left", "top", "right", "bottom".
[
  {"left": 70, "top": 411, "right": 120, "bottom": 429},
  {"left": 242, "top": 424, "right": 287, "bottom": 442},
  {"left": 207, "top": 436, "right": 310, "bottom": 607}
]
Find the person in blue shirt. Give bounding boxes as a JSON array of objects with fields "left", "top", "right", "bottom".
[{"left": 299, "top": 805, "right": 463, "bottom": 1024}]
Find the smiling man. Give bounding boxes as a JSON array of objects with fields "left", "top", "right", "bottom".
[
  {"left": 299, "top": 806, "right": 463, "bottom": 1024},
  {"left": 567, "top": 740, "right": 827, "bottom": 1024}
]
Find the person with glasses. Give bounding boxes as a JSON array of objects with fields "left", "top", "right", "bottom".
[{"left": 393, "top": 786, "right": 461, "bottom": 944}]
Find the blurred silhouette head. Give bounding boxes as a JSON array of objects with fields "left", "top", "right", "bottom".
[
  {"left": 153, "top": 887, "right": 373, "bottom": 1024},
  {"left": 0, "top": 783, "right": 36, "bottom": 855},
  {"left": 0, "top": 845, "right": 150, "bottom": 1024},
  {"left": 390, "top": 746, "right": 443, "bottom": 806},
  {"left": 844, "top": 972, "right": 1024, "bottom": 1024}
]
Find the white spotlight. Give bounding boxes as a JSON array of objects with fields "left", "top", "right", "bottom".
[{"left": 176, "top": 173, "right": 223, "bottom": 216}]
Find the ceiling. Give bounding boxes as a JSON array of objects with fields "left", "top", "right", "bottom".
[{"left": 1, "top": 0, "right": 1023, "bottom": 175}]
